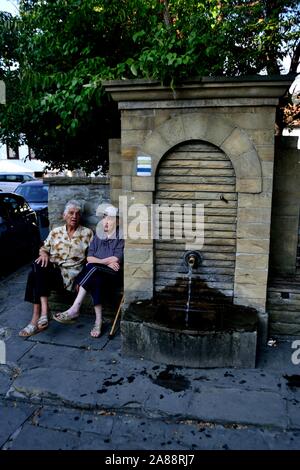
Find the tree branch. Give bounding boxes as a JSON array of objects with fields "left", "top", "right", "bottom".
[{"left": 160, "top": 0, "right": 172, "bottom": 29}]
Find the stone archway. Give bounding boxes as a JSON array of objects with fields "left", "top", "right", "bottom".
[
  {"left": 138, "top": 113, "right": 262, "bottom": 194},
  {"left": 130, "top": 112, "right": 265, "bottom": 311}
]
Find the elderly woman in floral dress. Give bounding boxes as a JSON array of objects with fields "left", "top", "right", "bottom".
[{"left": 19, "top": 200, "right": 93, "bottom": 337}]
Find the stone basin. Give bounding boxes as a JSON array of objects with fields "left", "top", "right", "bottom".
[{"left": 121, "top": 299, "right": 258, "bottom": 368}]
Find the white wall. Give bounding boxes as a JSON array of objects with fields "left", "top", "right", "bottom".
[{"left": 0, "top": 143, "right": 30, "bottom": 160}]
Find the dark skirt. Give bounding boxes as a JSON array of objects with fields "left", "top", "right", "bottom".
[
  {"left": 75, "top": 263, "right": 122, "bottom": 305},
  {"left": 24, "top": 261, "right": 64, "bottom": 304}
]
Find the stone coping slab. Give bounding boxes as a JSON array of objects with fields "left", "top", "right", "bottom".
[
  {"left": 103, "top": 76, "right": 293, "bottom": 103},
  {"left": 44, "top": 176, "right": 109, "bottom": 185}
]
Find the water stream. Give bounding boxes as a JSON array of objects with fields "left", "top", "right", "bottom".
[{"left": 185, "top": 265, "right": 193, "bottom": 326}]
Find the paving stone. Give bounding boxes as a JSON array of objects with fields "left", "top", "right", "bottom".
[
  {"left": 263, "top": 429, "right": 300, "bottom": 450},
  {"left": 149, "top": 366, "right": 283, "bottom": 393},
  {"left": 27, "top": 319, "right": 111, "bottom": 350},
  {"left": 184, "top": 387, "right": 287, "bottom": 428},
  {"left": 5, "top": 333, "right": 35, "bottom": 364},
  {"left": 287, "top": 398, "right": 300, "bottom": 429},
  {"left": 110, "top": 415, "right": 187, "bottom": 450},
  {"left": 36, "top": 406, "right": 114, "bottom": 435},
  {"left": 0, "top": 400, "right": 36, "bottom": 448},
  {"left": 8, "top": 366, "right": 152, "bottom": 410},
  {"left": 77, "top": 432, "right": 116, "bottom": 450},
  {"left": 0, "top": 304, "right": 32, "bottom": 330},
  {"left": 8, "top": 423, "right": 80, "bottom": 450},
  {"left": 0, "top": 368, "right": 14, "bottom": 396},
  {"left": 192, "top": 426, "right": 300, "bottom": 451},
  {"left": 168, "top": 425, "right": 268, "bottom": 451},
  {"left": 18, "top": 343, "right": 111, "bottom": 371}
]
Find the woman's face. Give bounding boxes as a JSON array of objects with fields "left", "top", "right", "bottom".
[
  {"left": 102, "top": 215, "right": 117, "bottom": 234},
  {"left": 64, "top": 207, "right": 81, "bottom": 229}
]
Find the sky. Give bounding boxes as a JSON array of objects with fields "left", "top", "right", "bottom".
[{"left": 0, "top": 0, "right": 19, "bottom": 15}]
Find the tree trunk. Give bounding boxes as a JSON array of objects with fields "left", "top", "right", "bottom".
[
  {"left": 265, "top": 0, "right": 281, "bottom": 75},
  {"left": 289, "top": 42, "right": 300, "bottom": 74},
  {"left": 160, "top": 0, "right": 172, "bottom": 29}
]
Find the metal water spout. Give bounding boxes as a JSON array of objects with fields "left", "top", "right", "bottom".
[
  {"left": 184, "top": 251, "right": 203, "bottom": 270},
  {"left": 184, "top": 251, "right": 203, "bottom": 327},
  {"left": 188, "top": 254, "right": 196, "bottom": 269}
]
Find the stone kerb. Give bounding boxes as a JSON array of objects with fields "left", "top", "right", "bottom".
[{"left": 136, "top": 113, "right": 262, "bottom": 194}]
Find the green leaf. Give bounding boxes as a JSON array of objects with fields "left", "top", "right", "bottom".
[{"left": 130, "top": 63, "right": 138, "bottom": 76}]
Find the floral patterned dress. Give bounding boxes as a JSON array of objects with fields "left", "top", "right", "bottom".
[{"left": 42, "top": 225, "right": 93, "bottom": 291}]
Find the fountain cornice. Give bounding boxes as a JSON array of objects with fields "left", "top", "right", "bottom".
[{"left": 103, "top": 75, "right": 294, "bottom": 109}]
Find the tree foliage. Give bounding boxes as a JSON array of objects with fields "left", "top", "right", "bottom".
[{"left": 0, "top": 0, "right": 299, "bottom": 171}]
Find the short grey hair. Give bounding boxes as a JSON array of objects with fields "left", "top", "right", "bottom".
[{"left": 63, "top": 200, "right": 83, "bottom": 216}]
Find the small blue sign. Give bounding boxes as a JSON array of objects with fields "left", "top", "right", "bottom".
[{"left": 137, "top": 155, "right": 152, "bottom": 176}]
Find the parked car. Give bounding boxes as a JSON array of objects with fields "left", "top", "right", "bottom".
[
  {"left": 0, "top": 193, "right": 40, "bottom": 271},
  {"left": 15, "top": 180, "right": 49, "bottom": 240},
  {"left": 0, "top": 173, "right": 35, "bottom": 193}
]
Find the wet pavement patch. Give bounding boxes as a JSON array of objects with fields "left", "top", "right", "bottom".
[
  {"left": 151, "top": 366, "right": 190, "bottom": 392},
  {"left": 283, "top": 375, "right": 300, "bottom": 388},
  {"left": 224, "top": 372, "right": 234, "bottom": 377},
  {"left": 103, "top": 378, "right": 124, "bottom": 387}
]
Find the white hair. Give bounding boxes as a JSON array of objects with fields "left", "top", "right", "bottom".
[{"left": 63, "top": 200, "right": 83, "bottom": 216}]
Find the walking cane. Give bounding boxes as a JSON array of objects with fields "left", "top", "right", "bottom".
[{"left": 109, "top": 294, "right": 124, "bottom": 338}]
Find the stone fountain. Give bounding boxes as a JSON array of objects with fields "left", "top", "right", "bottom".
[{"left": 103, "top": 76, "right": 293, "bottom": 368}]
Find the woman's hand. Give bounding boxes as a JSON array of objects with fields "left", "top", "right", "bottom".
[
  {"left": 104, "top": 256, "right": 119, "bottom": 265},
  {"left": 35, "top": 251, "right": 49, "bottom": 267},
  {"left": 107, "top": 261, "right": 120, "bottom": 271},
  {"left": 87, "top": 255, "right": 119, "bottom": 265}
]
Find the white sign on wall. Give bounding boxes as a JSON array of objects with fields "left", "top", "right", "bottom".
[{"left": 137, "top": 155, "right": 152, "bottom": 176}]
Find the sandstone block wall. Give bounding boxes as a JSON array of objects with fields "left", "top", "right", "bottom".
[
  {"left": 45, "top": 176, "right": 110, "bottom": 231},
  {"left": 269, "top": 136, "right": 300, "bottom": 275}
]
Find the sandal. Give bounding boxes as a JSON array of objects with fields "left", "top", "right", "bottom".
[
  {"left": 37, "top": 315, "right": 49, "bottom": 331},
  {"left": 90, "top": 323, "right": 102, "bottom": 338},
  {"left": 53, "top": 310, "right": 80, "bottom": 324},
  {"left": 19, "top": 323, "right": 38, "bottom": 337}
]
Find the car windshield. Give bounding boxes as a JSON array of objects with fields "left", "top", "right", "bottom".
[{"left": 16, "top": 185, "right": 48, "bottom": 203}]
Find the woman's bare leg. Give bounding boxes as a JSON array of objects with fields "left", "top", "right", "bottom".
[
  {"left": 31, "top": 303, "right": 41, "bottom": 324},
  {"left": 90, "top": 305, "right": 102, "bottom": 338},
  {"left": 40, "top": 296, "right": 49, "bottom": 316},
  {"left": 55, "top": 286, "right": 87, "bottom": 320}
]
